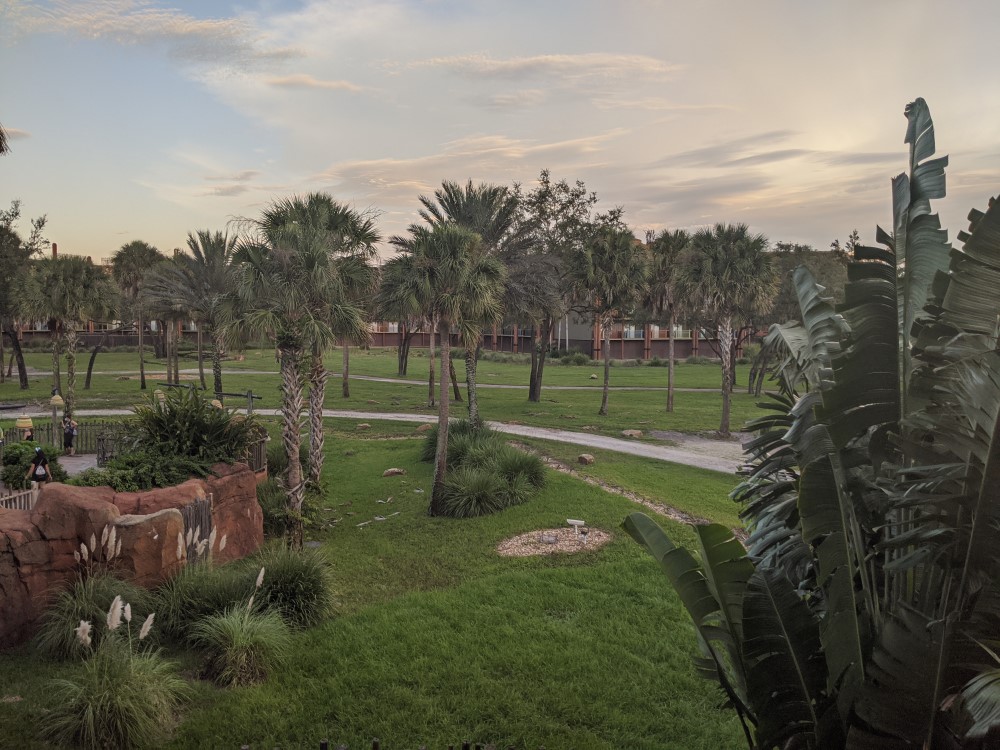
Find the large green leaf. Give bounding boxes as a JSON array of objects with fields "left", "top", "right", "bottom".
[
  {"left": 743, "top": 567, "right": 827, "bottom": 749},
  {"left": 961, "top": 666, "right": 1000, "bottom": 739}
]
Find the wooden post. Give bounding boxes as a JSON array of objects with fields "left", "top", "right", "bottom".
[
  {"left": 512, "top": 325, "right": 518, "bottom": 353},
  {"left": 592, "top": 321, "right": 601, "bottom": 360}
]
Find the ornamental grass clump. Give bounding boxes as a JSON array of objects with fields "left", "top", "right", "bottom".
[
  {"left": 42, "top": 594, "right": 186, "bottom": 749},
  {"left": 154, "top": 561, "right": 249, "bottom": 641},
  {"left": 188, "top": 566, "right": 292, "bottom": 687},
  {"left": 243, "top": 545, "right": 336, "bottom": 628},
  {"left": 438, "top": 466, "right": 510, "bottom": 518}
]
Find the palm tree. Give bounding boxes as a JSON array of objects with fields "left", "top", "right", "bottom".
[
  {"left": 646, "top": 229, "right": 690, "bottom": 412},
  {"left": 255, "top": 194, "right": 379, "bottom": 488},
  {"left": 381, "top": 223, "right": 506, "bottom": 513},
  {"left": 230, "top": 199, "right": 369, "bottom": 547},
  {"left": 141, "top": 258, "right": 191, "bottom": 386},
  {"left": 674, "top": 223, "right": 777, "bottom": 436},
  {"left": 111, "top": 240, "right": 166, "bottom": 389},
  {"left": 414, "top": 180, "right": 526, "bottom": 428},
  {"left": 0, "top": 123, "right": 9, "bottom": 155},
  {"left": 27, "top": 256, "right": 114, "bottom": 417},
  {"left": 569, "top": 227, "right": 649, "bottom": 417}
]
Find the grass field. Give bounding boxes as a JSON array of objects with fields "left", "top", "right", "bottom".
[{"left": 0, "top": 422, "right": 745, "bottom": 749}]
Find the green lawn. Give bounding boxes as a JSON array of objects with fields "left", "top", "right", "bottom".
[{"left": 0, "top": 423, "right": 745, "bottom": 749}]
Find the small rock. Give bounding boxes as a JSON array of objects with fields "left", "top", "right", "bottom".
[
  {"left": 373, "top": 515, "right": 386, "bottom": 521},
  {"left": 578, "top": 453, "right": 596, "bottom": 465},
  {"left": 382, "top": 468, "right": 407, "bottom": 477},
  {"left": 415, "top": 423, "right": 434, "bottom": 433},
  {"left": 304, "top": 541, "right": 322, "bottom": 549},
  {"left": 356, "top": 423, "right": 371, "bottom": 430},
  {"left": 621, "top": 429, "right": 643, "bottom": 438},
  {"left": 367, "top": 399, "right": 380, "bottom": 404},
  {"left": 590, "top": 373, "right": 598, "bottom": 380},
  {"left": 115, "top": 375, "right": 131, "bottom": 381}
]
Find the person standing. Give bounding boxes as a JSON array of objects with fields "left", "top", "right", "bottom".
[
  {"left": 62, "top": 415, "right": 78, "bottom": 456},
  {"left": 25, "top": 446, "right": 50, "bottom": 485}
]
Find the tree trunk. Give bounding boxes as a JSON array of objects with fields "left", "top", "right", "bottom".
[
  {"left": 84, "top": 335, "right": 105, "bottom": 390},
  {"left": 0, "top": 325, "right": 4, "bottom": 385},
  {"left": 667, "top": 309, "right": 675, "bottom": 413},
  {"left": 465, "top": 346, "right": 482, "bottom": 430},
  {"left": 427, "top": 318, "right": 436, "bottom": 407},
  {"left": 65, "top": 326, "right": 77, "bottom": 418},
  {"left": 4, "top": 328, "right": 28, "bottom": 389},
  {"left": 397, "top": 322, "right": 414, "bottom": 376},
  {"left": 528, "top": 324, "right": 539, "bottom": 401},
  {"left": 197, "top": 325, "right": 206, "bottom": 390},
  {"left": 279, "top": 343, "right": 306, "bottom": 550},
  {"left": 51, "top": 325, "right": 62, "bottom": 395},
  {"left": 449, "top": 351, "right": 462, "bottom": 402},
  {"left": 342, "top": 339, "right": 350, "bottom": 398},
  {"left": 173, "top": 325, "right": 181, "bottom": 384},
  {"left": 718, "top": 316, "right": 733, "bottom": 437},
  {"left": 308, "top": 350, "right": 327, "bottom": 487},
  {"left": 138, "top": 313, "right": 147, "bottom": 390},
  {"left": 212, "top": 329, "right": 224, "bottom": 396},
  {"left": 599, "top": 323, "right": 611, "bottom": 416},
  {"left": 528, "top": 316, "right": 552, "bottom": 403},
  {"left": 430, "top": 319, "right": 451, "bottom": 515}
]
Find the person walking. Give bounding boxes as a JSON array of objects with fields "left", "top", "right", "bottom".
[
  {"left": 25, "top": 446, "right": 50, "bottom": 485},
  {"left": 62, "top": 415, "right": 78, "bottom": 456}
]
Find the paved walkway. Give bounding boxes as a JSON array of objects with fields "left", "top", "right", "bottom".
[{"left": 20, "top": 407, "right": 742, "bottom": 476}]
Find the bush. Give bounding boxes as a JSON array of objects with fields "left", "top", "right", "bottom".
[
  {"left": 438, "top": 466, "right": 511, "bottom": 518},
  {"left": 685, "top": 355, "right": 715, "bottom": 365},
  {"left": 70, "top": 451, "right": 210, "bottom": 492},
  {"left": 41, "top": 635, "right": 188, "bottom": 749},
  {"left": 242, "top": 546, "right": 335, "bottom": 628},
  {"left": 0, "top": 441, "right": 68, "bottom": 489},
  {"left": 155, "top": 563, "right": 251, "bottom": 641},
  {"left": 257, "top": 478, "right": 287, "bottom": 537},
  {"left": 189, "top": 606, "right": 291, "bottom": 687},
  {"left": 35, "top": 574, "right": 156, "bottom": 660},
  {"left": 266, "top": 439, "right": 289, "bottom": 478},
  {"left": 419, "top": 419, "right": 479, "bottom": 462},
  {"left": 558, "top": 351, "right": 591, "bottom": 366}
]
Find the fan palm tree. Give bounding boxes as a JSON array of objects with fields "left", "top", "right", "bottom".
[
  {"left": 0, "top": 122, "right": 9, "bottom": 155},
  {"left": 230, "top": 199, "right": 369, "bottom": 547},
  {"left": 674, "top": 223, "right": 777, "bottom": 436},
  {"left": 381, "top": 223, "right": 506, "bottom": 513},
  {"left": 111, "top": 240, "right": 166, "bottom": 389},
  {"left": 413, "top": 180, "right": 526, "bottom": 428},
  {"left": 646, "top": 229, "right": 690, "bottom": 412},
  {"left": 569, "top": 226, "right": 649, "bottom": 416},
  {"left": 255, "top": 194, "right": 379, "bottom": 487},
  {"left": 27, "top": 256, "right": 114, "bottom": 417},
  {"left": 141, "top": 257, "right": 191, "bottom": 386}
]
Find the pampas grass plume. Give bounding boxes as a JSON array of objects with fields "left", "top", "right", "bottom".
[
  {"left": 106, "top": 595, "right": 123, "bottom": 631},
  {"left": 138, "top": 613, "right": 154, "bottom": 641}
]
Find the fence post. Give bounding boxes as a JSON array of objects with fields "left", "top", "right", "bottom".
[{"left": 246, "top": 390, "right": 254, "bottom": 415}]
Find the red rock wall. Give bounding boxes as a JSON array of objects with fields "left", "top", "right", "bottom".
[{"left": 0, "top": 463, "right": 263, "bottom": 647}]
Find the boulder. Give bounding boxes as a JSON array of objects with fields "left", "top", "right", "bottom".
[
  {"left": 590, "top": 374, "right": 598, "bottom": 379},
  {"left": 206, "top": 464, "right": 263, "bottom": 565},
  {"left": 621, "top": 429, "right": 643, "bottom": 439},
  {"left": 578, "top": 454, "right": 596, "bottom": 465},
  {"left": 356, "top": 423, "right": 371, "bottom": 431},
  {"left": 114, "top": 508, "right": 185, "bottom": 586},
  {"left": 415, "top": 424, "right": 434, "bottom": 433},
  {"left": 31, "top": 484, "right": 119, "bottom": 545},
  {"left": 382, "top": 468, "right": 407, "bottom": 477}
]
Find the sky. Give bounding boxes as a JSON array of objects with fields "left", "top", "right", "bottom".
[{"left": 2, "top": 0, "right": 999, "bottom": 261}]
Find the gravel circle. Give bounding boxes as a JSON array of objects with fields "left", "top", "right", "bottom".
[{"left": 496, "top": 526, "right": 612, "bottom": 557}]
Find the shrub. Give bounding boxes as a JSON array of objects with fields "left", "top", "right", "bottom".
[
  {"left": 419, "top": 419, "right": 479, "bottom": 462},
  {"left": 257, "top": 478, "right": 287, "bottom": 537},
  {"left": 189, "top": 606, "right": 291, "bottom": 687},
  {"left": 492, "top": 446, "right": 547, "bottom": 489},
  {"left": 685, "top": 355, "right": 715, "bottom": 365},
  {"left": 42, "top": 636, "right": 188, "bottom": 749},
  {"left": 0, "top": 441, "right": 68, "bottom": 489},
  {"left": 438, "top": 466, "right": 511, "bottom": 518},
  {"left": 558, "top": 351, "right": 591, "bottom": 366},
  {"left": 155, "top": 563, "right": 250, "bottom": 641},
  {"left": 70, "top": 451, "right": 210, "bottom": 492},
  {"left": 35, "top": 574, "right": 156, "bottom": 660},
  {"left": 266, "top": 439, "right": 289, "bottom": 478},
  {"left": 242, "top": 546, "right": 335, "bottom": 628}
]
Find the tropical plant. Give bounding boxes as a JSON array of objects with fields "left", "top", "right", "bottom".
[
  {"left": 569, "top": 226, "right": 649, "bottom": 416},
  {"left": 626, "top": 98, "right": 1000, "bottom": 748},
  {"left": 230, "top": 195, "right": 371, "bottom": 546},
  {"left": 26, "top": 255, "right": 116, "bottom": 416},
  {"left": 111, "top": 240, "right": 167, "bottom": 390},
  {"left": 645, "top": 229, "right": 690, "bottom": 412},
  {"left": 674, "top": 223, "right": 777, "bottom": 436},
  {"left": 244, "top": 545, "right": 335, "bottom": 628}
]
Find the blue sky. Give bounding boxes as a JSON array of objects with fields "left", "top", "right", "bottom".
[{"left": 2, "top": 0, "right": 999, "bottom": 259}]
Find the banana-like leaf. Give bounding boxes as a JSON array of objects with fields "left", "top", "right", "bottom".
[
  {"left": 743, "top": 567, "right": 827, "bottom": 750},
  {"left": 622, "top": 513, "right": 754, "bottom": 721},
  {"left": 961, "top": 667, "right": 1000, "bottom": 738}
]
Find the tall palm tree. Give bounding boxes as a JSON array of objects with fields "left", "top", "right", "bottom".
[
  {"left": 255, "top": 194, "right": 379, "bottom": 488},
  {"left": 646, "top": 229, "right": 690, "bottom": 412},
  {"left": 674, "top": 223, "right": 777, "bottom": 436},
  {"left": 382, "top": 223, "right": 506, "bottom": 513},
  {"left": 0, "top": 123, "right": 9, "bottom": 155},
  {"left": 27, "top": 256, "right": 114, "bottom": 417},
  {"left": 141, "top": 258, "right": 191, "bottom": 386},
  {"left": 415, "top": 180, "right": 526, "bottom": 428},
  {"left": 570, "top": 227, "right": 649, "bottom": 416},
  {"left": 230, "top": 200, "right": 369, "bottom": 547},
  {"left": 111, "top": 240, "right": 166, "bottom": 389}
]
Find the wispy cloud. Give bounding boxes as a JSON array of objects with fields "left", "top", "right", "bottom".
[
  {"left": 203, "top": 184, "right": 251, "bottom": 197},
  {"left": 203, "top": 169, "right": 259, "bottom": 183},
  {"left": 722, "top": 149, "right": 814, "bottom": 167},
  {"left": 10, "top": 0, "right": 296, "bottom": 68},
  {"left": 655, "top": 130, "right": 797, "bottom": 168},
  {"left": 265, "top": 74, "right": 363, "bottom": 92},
  {"left": 406, "top": 53, "right": 681, "bottom": 81},
  {"left": 591, "top": 97, "right": 733, "bottom": 112},
  {"left": 3, "top": 127, "right": 31, "bottom": 140},
  {"left": 482, "top": 89, "right": 548, "bottom": 110}
]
